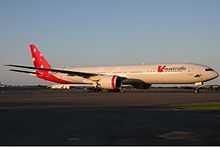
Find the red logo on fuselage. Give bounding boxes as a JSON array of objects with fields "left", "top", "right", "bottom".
[{"left": 158, "top": 65, "right": 166, "bottom": 72}]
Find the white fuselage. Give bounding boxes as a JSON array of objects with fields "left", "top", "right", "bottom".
[
  {"left": 9, "top": 44, "right": 219, "bottom": 90},
  {"left": 52, "top": 63, "right": 219, "bottom": 85}
]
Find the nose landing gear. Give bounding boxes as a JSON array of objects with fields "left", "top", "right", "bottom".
[{"left": 194, "top": 82, "right": 204, "bottom": 93}]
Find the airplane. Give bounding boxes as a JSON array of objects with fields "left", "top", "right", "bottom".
[{"left": 5, "top": 44, "right": 219, "bottom": 93}]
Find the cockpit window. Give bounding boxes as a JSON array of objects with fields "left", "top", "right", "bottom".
[{"left": 205, "top": 68, "right": 214, "bottom": 71}]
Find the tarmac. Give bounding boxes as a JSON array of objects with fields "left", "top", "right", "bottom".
[{"left": 0, "top": 88, "right": 220, "bottom": 145}]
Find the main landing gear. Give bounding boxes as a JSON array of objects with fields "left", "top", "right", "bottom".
[
  {"left": 194, "top": 87, "right": 200, "bottom": 93},
  {"left": 194, "top": 82, "right": 204, "bottom": 93}
]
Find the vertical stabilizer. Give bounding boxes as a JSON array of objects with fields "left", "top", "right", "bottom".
[{"left": 29, "top": 44, "right": 51, "bottom": 69}]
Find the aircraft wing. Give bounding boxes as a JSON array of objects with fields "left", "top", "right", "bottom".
[{"left": 6, "top": 64, "right": 102, "bottom": 78}]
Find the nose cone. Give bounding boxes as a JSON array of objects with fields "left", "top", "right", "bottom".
[
  {"left": 211, "top": 71, "right": 219, "bottom": 80},
  {"left": 214, "top": 71, "right": 219, "bottom": 78}
]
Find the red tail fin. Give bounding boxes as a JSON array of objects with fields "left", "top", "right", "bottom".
[
  {"left": 28, "top": 44, "right": 71, "bottom": 84},
  {"left": 29, "top": 44, "right": 51, "bottom": 69}
]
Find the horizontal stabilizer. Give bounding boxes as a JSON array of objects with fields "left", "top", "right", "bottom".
[
  {"left": 5, "top": 64, "right": 99, "bottom": 78},
  {"left": 9, "top": 69, "right": 40, "bottom": 74}
]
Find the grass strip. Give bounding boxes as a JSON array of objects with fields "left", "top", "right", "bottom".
[{"left": 175, "top": 102, "right": 220, "bottom": 110}]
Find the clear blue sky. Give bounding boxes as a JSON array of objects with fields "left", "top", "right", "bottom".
[{"left": 0, "top": 0, "right": 220, "bottom": 85}]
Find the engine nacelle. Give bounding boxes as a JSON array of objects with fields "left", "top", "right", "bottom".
[
  {"left": 97, "top": 75, "right": 124, "bottom": 90},
  {"left": 122, "top": 79, "right": 151, "bottom": 89}
]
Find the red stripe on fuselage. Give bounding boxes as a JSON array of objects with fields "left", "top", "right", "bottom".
[{"left": 111, "top": 75, "right": 117, "bottom": 89}]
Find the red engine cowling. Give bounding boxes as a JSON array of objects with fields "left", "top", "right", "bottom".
[{"left": 97, "top": 75, "right": 124, "bottom": 90}]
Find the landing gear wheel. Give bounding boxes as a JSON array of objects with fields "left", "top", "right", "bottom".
[
  {"left": 194, "top": 88, "right": 200, "bottom": 93},
  {"left": 119, "top": 87, "right": 125, "bottom": 93},
  {"left": 194, "top": 82, "right": 204, "bottom": 93}
]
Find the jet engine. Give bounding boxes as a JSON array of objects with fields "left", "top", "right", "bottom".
[{"left": 97, "top": 75, "right": 124, "bottom": 90}]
